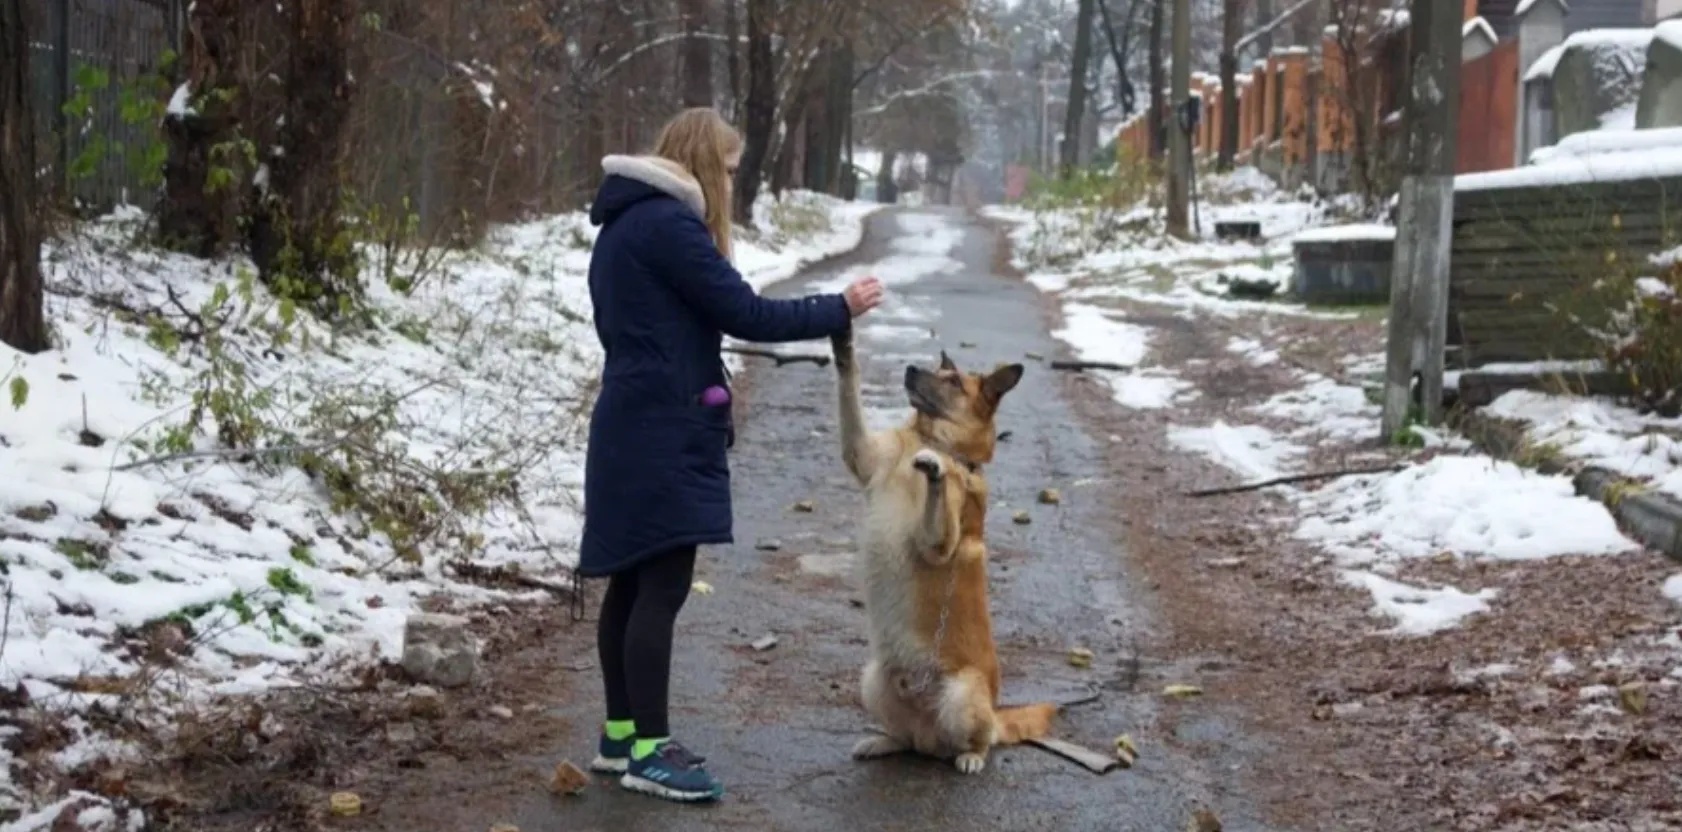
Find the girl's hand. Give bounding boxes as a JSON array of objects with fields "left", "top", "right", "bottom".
[{"left": 844, "top": 276, "right": 885, "bottom": 318}]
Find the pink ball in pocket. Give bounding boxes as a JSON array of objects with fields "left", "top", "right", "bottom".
[{"left": 700, "top": 385, "right": 731, "bottom": 407}]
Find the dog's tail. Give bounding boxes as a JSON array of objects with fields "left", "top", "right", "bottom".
[{"left": 993, "top": 703, "right": 1056, "bottom": 745}]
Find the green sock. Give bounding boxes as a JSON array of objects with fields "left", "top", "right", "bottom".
[
  {"left": 604, "top": 720, "right": 636, "bottom": 742},
  {"left": 631, "top": 737, "right": 669, "bottom": 760}
]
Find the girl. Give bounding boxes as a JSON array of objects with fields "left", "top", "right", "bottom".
[{"left": 579, "top": 107, "right": 883, "bottom": 802}]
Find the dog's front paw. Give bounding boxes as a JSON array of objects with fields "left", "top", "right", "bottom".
[
  {"left": 912, "top": 448, "right": 943, "bottom": 479},
  {"left": 954, "top": 751, "right": 987, "bottom": 775}
]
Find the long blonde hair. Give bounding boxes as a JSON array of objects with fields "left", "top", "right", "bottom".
[{"left": 652, "top": 108, "right": 742, "bottom": 260}]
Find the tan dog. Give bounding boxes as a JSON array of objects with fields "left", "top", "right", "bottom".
[{"left": 829, "top": 326, "right": 1055, "bottom": 775}]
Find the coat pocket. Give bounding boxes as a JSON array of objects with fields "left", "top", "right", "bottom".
[{"left": 680, "top": 405, "right": 732, "bottom": 464}]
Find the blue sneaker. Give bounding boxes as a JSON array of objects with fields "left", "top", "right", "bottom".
[
  {"left": 620, "top": 741, "right": 723, "bottom": 802},
  {"left": 590, "top": 733, "right": 635, "bottom": 774}
]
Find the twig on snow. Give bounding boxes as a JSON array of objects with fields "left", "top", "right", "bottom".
[
  {"left": 1183, "top": 464, "right": 1405, "bottom": 498},
  {"left": 723, "top": 345, "right": 832, "bottom": 367},
  {"left": 1050, "top": 359, "right": 1132, "bottom": 373}
]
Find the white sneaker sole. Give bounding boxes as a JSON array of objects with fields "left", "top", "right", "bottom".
[
  {"left": 589, "top": 755, "right": 628, "bottom": 774},
  {"left": 619, "top": 773, "right": 722, "bottom": 802}
]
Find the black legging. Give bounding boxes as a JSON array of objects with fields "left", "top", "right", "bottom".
[{"left": 597, "top": 545, "right": 698, "bottom": 738}]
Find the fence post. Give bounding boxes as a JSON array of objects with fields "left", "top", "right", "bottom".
[{"left": 50, "top": 0, "right": 69, "bottom": 197}]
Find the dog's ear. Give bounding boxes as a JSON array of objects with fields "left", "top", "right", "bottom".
[
  {"left": 939, "top": 350, "right": 957, "bottom": 372},
  {"left": 982, "top": 363, "right": 1024, "bottom": 400}
]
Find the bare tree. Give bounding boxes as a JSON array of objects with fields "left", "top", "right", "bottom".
[
  {"left": 680, "top": 0, "right": 715, "bottom": 107},
  {"left": 1148, "top": 0, "right": 1166, "bottom": 161},
  {"left": 733, "top": 0, "right": 776, "bottom": 225},
  {"left": 1059, "top": 0, "right": 1098, "bottom": 175},
  {"left": 0, "top": 0, "right": 49, "bottom": 352},
  {"left": 1217, "top": 0, "right": 1245, "bottom": 170},
  {"left": 1326, "top": 0, "right": 1390, "bottom": 211}
]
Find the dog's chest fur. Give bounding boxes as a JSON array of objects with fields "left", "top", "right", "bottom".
[{"left": 855, "top": 450, "right": 972, "bottom": 671}]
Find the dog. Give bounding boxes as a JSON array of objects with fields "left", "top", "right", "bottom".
[{"left": 828, "top": 325, "right": 1055, "bottom": 775}]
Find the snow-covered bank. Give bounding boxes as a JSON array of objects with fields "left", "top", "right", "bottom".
[
  {"left": 0, "top": 190, "right": 877, "bottom": 825},
  {"left": 987, "top": 166, "right": 1665, "bottom": 641}
]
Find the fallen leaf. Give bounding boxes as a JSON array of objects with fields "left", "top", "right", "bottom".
[
  {"left": 329, "top": 792, "right": 362, "bottom": 817},
  {"left": 1113, "top": 734, "right": 1139, "bottom": 767},
  {"left": 1619, "top": 681, "right": 1648, "bottom": 715},
  {"left": 1067, "top": 647, "right": 1094, "bottom": 668},
  {"left": 550, "top": 760, "right": 589, "bottom": 796},
  {"left": 1037, "top": 488, "right": 1061, "bottom": 506},
  {"left": 1163, "top": 684, "right": 1204, "bottom": 699},
  {"left": 1012, "top": 511, "right": 1031, "bottom": 525},
  {"left": 1187, "top": 807, "right": 1223, "bottom": 831},
  {"left": 692, "top": 580, "right": 714, "bottom": 595}
]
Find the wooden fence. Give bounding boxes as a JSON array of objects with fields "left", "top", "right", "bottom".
[
  {"left": 1448, "top": 175, "right": 1682, "bottom": 366},
  {"left": 1116, "top": 18, "right": 1523, "bottom": 184},
  {"left": 1458, "top": 41, "right": 1520, "bottom": 175}
]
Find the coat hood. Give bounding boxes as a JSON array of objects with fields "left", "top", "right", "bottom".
[{"left": 588, "top": 154, "right": 707, "bottom": 227}]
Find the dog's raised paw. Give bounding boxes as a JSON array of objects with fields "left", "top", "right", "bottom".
[
  {"left": 954, "top": 752, "right": 987, "bottom": 774},
  {"left": 852, "top": 735, "right": 908, "bottom": 760},
  {"left": 912, "top": 449, "right": 943, "bottom": 478}
]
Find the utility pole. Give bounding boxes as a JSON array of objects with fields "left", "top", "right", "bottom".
[
  {"left": 1166, "top": 0, "right": 1191, "bottom": 239},
  {"left": 1380, "top": 0, "right": 1462, "bottom": 441}
]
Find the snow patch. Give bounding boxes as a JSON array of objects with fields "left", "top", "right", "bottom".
[
  {"left": 1340, "top": 570, "right": 1497, "bottom": 637},
  {"left": 1168, "top": 422, "right": 1302, "bottom": 482},
  {"left": 1295, "top": 456, "right": 1638, "bottom": 568}
]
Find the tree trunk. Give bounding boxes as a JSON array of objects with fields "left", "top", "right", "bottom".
[
  {"left": 821, "top": 41, "right": 853, "bottom": 194},
  {"left": 1148, "top": 0, "right": 1166, "bottom": 162},
  {"left": 246, "top": 0, "right": 361, "bottom": 318},
  {"left": 679, "top": 0, "right": 714, "bottom": 108},
  {"left": 876, "top": 150, "right": 898, "bottom": 204},
  {"left": 1060, "top": 0, "right": 1098, "bottom": 176},
  {"left": 725, "top": 0, "right": 742, "bottom": 122},
  {"left": 159, "top": 0, "right": 242, "bottom": 257},
  {"left": 733, "top": 0, "right": 775, "bottom": 226},
  {"left": 1217, "top": 0, "right": 1242, "bottom": 170},
  {"left": 1096, "top": 0, "right": 1139, "bottom": 116},
  {"left": 1253, "top": 0, "right": 1273, "bottom": 57},
  {"left": 0, "top": 0, "right": 49, "bottom": 353}
]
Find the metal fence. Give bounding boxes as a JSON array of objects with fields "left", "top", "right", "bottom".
[{"left": 25, "top": 0, "right": 181, "bottom": 211}]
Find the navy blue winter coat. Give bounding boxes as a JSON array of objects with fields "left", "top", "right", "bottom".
[{"left": 578, "top": 156, "right": 853, "bottom": 577}]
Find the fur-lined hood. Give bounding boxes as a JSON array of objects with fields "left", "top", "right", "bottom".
[{"left": 599, "top": 154, "right": 706, "bottom": 216}]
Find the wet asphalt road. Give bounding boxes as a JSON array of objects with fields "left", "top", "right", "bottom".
[{"left": 512, "top": 208, "right": 1279, "bottom": 831}]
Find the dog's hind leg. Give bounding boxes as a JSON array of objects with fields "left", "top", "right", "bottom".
[
  {"left": 937, "top": 669, "right": 998, "bottom": 775},
  {"left": 853, "top": 660, "right": 912, "bottom": 760}
]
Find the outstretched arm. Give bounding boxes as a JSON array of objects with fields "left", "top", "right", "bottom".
[{"left": 650, "top": 211, "right": 850, "bottom": 343}]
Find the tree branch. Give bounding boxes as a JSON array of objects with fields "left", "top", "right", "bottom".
[{"left": 1184, "top": 464, "right": 1405, "bottom": 498}]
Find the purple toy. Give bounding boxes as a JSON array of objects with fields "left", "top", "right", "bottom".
[{"left": 700, "top": 385, "right": 731, "bottom": 407}]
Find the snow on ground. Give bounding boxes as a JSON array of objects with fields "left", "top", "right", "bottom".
[
  {"left": 1295, "top": 456, "right": 1638, "bottom": 634},
  {"left": 990, "top": 165, "right": 1663, "bottom": 641},
  {"left": 1052, "top": 304, "right": 1194, "bottom": 409},
  {"left": 0, "top": 190, "right": 877, "bottom": 823},
  {"left": 1667, "top": 573, "right": 1682, "bottom": 605},
  {"left": 1168, "top": 422, "right": 1301, "bottom": 481},
  {"left": 1484, "top": 389, "right": 1682, "bottom": 501}
]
